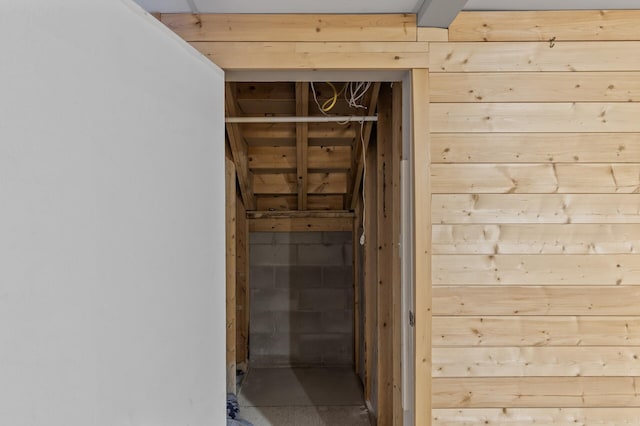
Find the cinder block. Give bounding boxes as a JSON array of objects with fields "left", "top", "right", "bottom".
[
  {"left": 298, "top": 289, "right": 348, "bottom": 311},
  {"left": 322, "top": 231, "right": 353, "bottom": 245},
  {"left": 274, "top": 311, "right": 323, "bottom": 334},
  {"left": 275, "top": 232, "right": 323, "bottom": 245},
  {"left": 250, "top": 310, "right": 275, "bottom": 333},
  {"left": 250, "top": 333, "right": 292, "bottom": 357},
  {"left": 297, "top": 334, "right": 353, "bottom": 366},
  {"left": 275, "top": 266, "right": 323, "bottom": 289},
  {"left": 321, "top": 310, "right": 354, "bottom": 334},
  {"left": 343, "top": 244, "right": 353, "bottom": 265},
  {"left": 251, "top": 288, "right": 297, "bottom": 313},
  {"left": 290, "top": 340, "right": 323, "bottom": 366},
  {"left": 297, "top": 244, "right": 345, "bottom": 266},
  {"left": 323, "top": 266, "right": 353, "bottom": 289},
  {"left": 250, "top": 244, "right": 297, "bottom": 266},
  {"left": 250, "top": 232, "right": 275, "bottom": 245},
  {"left": 250, "top": 266, "right": 275, "bottom": 289},
  {"left": 322, "top": 335, "right": 354, "bottom": 365}
]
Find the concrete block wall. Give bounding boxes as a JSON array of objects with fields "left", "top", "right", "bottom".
[{"left": 249, "top": 232, "right": 353, "bottom": 367}]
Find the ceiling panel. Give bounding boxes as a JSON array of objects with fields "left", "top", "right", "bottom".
[
  {"left": 135, "top": 0, "right": 423, "bottom": 14},
  {"left": 465, "top": 0, "right": 640, "bottom": 10}
]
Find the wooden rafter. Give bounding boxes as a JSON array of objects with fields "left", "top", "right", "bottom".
[
  {"left": 248, "top": 210, "right": 354, "bottom": 232},
  {"left": 296, "top": 82, "right": 309, "bottom": 210},
  {"left": 348, "top": 82, "right": 381, "bottom": 210},
  {"left": 225, "top": 82, "right": 256, "bottom": 210}
]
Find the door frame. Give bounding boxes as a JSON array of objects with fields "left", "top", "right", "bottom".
[{"left": 222, "top": 69, "right": 426, "bottom": 426}]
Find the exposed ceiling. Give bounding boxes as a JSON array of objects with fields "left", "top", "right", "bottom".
[
  {"left": 226, "top": 82, "right": 381, "bottom": 212},
  {"left": 135, "top": 0, "right": 640, "bottom": 14}
]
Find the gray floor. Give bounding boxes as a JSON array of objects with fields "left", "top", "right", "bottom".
[{"left": 237, "top": 367, "right": 371, "bottom": 426}]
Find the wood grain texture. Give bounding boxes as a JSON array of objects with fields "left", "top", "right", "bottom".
[
  {"left": 432, "top": 194, "right": 640, "bottom": 224},
  {"left": 430, "top": 72, "right": 640, "bottom": 103},
  {"left": 248, "top": 217, "right": 352, "bottom": 232},
  {"left": 433, "top": 347, "right": 640, "bottom": 377},
  {"left": 430, "top": 42, "right": 640, "bottom": 72},
  {"left": 242, "top": 122, "right": 356, "bottom": 146},
  {"left": 433, "top": 407, "right": 640, "bottom": 425},
  {"left": 411, "top": 69, "right": 432, "bottom": 426},
  {"left": 225, "top": 147, "right": 237, "bottom": 394},
  {"left": 235, "top": 193, "right": 249, "bottom": 368},
  {"left": 433, "top": 286, "right": 640, "bottom": 315},
  {"left": 431, "top": 133, "right": 640, "bottom": 163},
  {"left": 417, "top": 27, "right": 448, "bottom": 42},
  {"left": 193, "top": 41, "right": 429, "bottom": 70},
  {"left": 432, "top": 377, "right": 640, "bottom": 408},
  {"left": 432, "top": 254, "right": 640, "bottom": 285},
  {"left": 432, "top": 224, "right": 640, "bottom": 254},
  {"left": 431, "top": 102, "right": 640, "bottom": 133},
  {"left": 161, "top": 14, "right": 417, "bottom": 42},
  {"left": 431, "top": 163, "right": 640, "bottom": 194},
  {"left": 449, "top": 10, "right": 640, "bottom": 42},
  {"left": 433, "top": 316, "right": 640, "bottom": 347},
  {"left": 252, "top": 172, "right": 347, "bottom": 194}
]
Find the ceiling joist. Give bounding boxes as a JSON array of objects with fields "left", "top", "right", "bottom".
[{"left": 296, "top": 82, "right": 310, "bottom": 210}]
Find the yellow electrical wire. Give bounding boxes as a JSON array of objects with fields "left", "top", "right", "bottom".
[{"left": 321, "top": 82, "right": 346, "bottom": 112}]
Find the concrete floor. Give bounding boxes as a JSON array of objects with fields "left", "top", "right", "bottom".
[{"left": 237, "top": 367, "right": 371, "bottom": 426}]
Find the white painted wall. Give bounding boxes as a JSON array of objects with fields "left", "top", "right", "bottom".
[{"left": 0, "top": 1, "right": 226, "bottom": 425}]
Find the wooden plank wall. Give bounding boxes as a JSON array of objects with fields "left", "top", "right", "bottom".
[{"left": 429, "top": 11, "right": 640, "bottom": 425}]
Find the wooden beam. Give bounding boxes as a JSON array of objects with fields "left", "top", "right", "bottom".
[
  {"left": 411, "top": 69, "right": 431, "bottom": 426},
  {"left": 349, "top": 82, "right": 381, "bottom": 210},
  {"left": 391, "top": 82, "right": 403, "bottom": 426},
  {"left": 353, "top": 198, "right": 363, "bottom": 377},
  {"left": 376, "top": 84, "right": 394, "bottom": 425},
  {"left": 225, "top": 82, "right": 256, "bottom": 210},
  {"left": 225, "top": 144, "right": 237, "bottom": 395},
  {"left": 417, "top": 27, "right": 449, "bottom": 42},
  {"left": 363, "top": 141, "right": 378, "bottom": 406},
  {"left": 235, "top": 191, "right": 249, "bottom": 371},
  {"left": 247, "top": 210, "right": 353, "bottom": 219},
  {"left": 417, "top": 0, "right": 467, "bottom": 28},
  {"left": 248, "top": 210, "right": 354, "bottom": 232},
  {"left": 160, "top": 14, "right": 418, "bottom": 42},
  {"left": 433, "top": 377, "right": 640, "bottom": 408},
  {"left": 296, "top": 82, "right": 309, "bottom": 210},
  {"left": 253, "top": 172, "right": 348, "bottom": 195},
  {"left": 192, "top": 42, "right": 430, "bottom": 70},
  {"left": 255, "top": 195, "right": 345, "bottom": 211},
  {"left": 430, "top": 41, "right": 640, "bottom": 73},
  {"left": 433, "top": 408, "right": 640, "bottom": 425},
  {"left": 449, "top": 10, "right": 640, "bottom": 42}
]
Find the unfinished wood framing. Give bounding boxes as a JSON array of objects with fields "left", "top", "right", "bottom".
[
  {"left": 411, "top": 69, "right": 431, "bottom": 426},
  {"left": 225, "top": 83, "right": 255, "bottom": 210},
  {"left": 363, "top": 141, "right": 378, "bottom": 407},
  {"left": 376, "top": 84, "right": 394, "bottom": 425},
  {"left": 296, "top": 82, "right": 309, "bottom": 210},
  {"left": 225, "top": 145, "right": 237, "bottom": 395},
  {"left": 247, "top": 210, "right": 354, "bottom": 232},
  {"left": 235, "top": 192, "right": 249, "bottom": 370},
  {"left": 348, "top": 82, "right": 381, "bottom": 210}
]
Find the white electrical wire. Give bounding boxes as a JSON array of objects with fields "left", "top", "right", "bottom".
[
  {"left": 359, "top": 119, "right": 366, "bottom": 246},
  {"left": 310, "top": 82, "right": 330, "bottom": 116},
  {"left": 346, "top": 82, "right": 372, "bottom": 110}
]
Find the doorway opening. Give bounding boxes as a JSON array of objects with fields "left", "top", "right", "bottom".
[{"left": 225, "top": 80, "right": 405, "bottom": 426}]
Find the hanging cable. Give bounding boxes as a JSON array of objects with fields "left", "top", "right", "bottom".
[{"left": 359, "top": 119, "right": 366, "bottom": 246}]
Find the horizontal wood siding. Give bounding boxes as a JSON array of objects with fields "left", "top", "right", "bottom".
[{"left": 431, "top": 11, "right": 640, "bottom": 425}]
